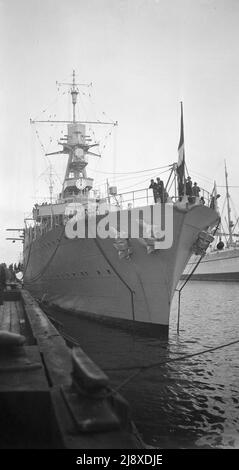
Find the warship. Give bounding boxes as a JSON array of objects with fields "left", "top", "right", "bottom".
[{"left": 22, "top": 72, "right": 219, "bottom": 346}]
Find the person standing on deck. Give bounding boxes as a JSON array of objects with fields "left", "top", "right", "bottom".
[
  {"left": 156, "top": 177, "right": 164, "bottom": 203},
  {"left": 192, "top": 182, "right": 200, "bottom": 203},
  {"left": 210, "top": 193, "right": 220, "bottom": 210},
  {"left": 186, "top": 176, "right": 193, "bottom": 203},
  {"left": 149, "top": 179, "right": 158, "bottom": 203}
]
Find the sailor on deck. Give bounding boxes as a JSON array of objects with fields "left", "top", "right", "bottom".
[
  {"left": 149, "top": 179, "right": 158, "bottom": 203},
  {"left": 192, "top": 182, "right": 200, "bottom": 203},
  {"left": 156, "top": 177, "right": 164, "bottom": 203},
  {"left": 186, "top": 176, "right": 193, "bottom": 203}
]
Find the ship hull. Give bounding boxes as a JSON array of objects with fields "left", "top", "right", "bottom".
[
  {"left": 182, "top": 248, "right": 239, "bottom": 282},
  {"left": 24, "top": 204, "right": 219, "bottom": 330}
]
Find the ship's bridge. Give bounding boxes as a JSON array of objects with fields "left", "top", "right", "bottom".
[{"left": 63, "top": 177, "right": 94, "bottom": 194}]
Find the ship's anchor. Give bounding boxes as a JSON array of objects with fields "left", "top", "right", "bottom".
[
  {"left": 137, "top": 219, "right": 164, "bottom": 254},
  {"left": 113, "top": 238, "right": 132, "bottom": 260},
  {"left": 110, "top": 227, "right": 132, "bottom": 260}
]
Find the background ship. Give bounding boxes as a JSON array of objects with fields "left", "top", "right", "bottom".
[
  {"left": 22, "top": 72, "right": 219, "bottom": 342},
  {"left": 183, "top": 163, "right": 239, "bottom": 281}
]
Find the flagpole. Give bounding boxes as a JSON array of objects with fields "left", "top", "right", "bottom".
[
  {"left": 180, "top": 101, "right": 186, "bottom": 195},
  {"left": 177, "top": 101, "right": 186, "bottom": 199}
]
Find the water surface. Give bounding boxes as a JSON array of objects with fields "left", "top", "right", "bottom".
[
  {"left": 49, "top": 281, "right": 239, "bottom": 448},
  {"left": 124, "top": 281, "right": 239, "bottom": 448}
]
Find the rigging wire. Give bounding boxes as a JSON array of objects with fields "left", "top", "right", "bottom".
[
  {"left": 220, "top": 196, "right": 227, "bottom": 217},
  {"left": 189, "top": 169, "right": 214, "bottom": 184},
  {"left": 230, "top": 197, "right": 239, "bottom": 222},
  {"left": 87, "top": 164, "right": 173, "bottom": 176},
  {"left": 113, "top": 169, "right": 171, "bottom": 193},
  {"left": 93, "top": 167, "right": 171, "bottom": 188},
  {"left": 31, "top": 128, "right": 59, "bottom": 200},
  {"left": 32, "top": 86, "right": 70, "bottom": 121},
  {"left": 87, "top": 85, "right": 115, "bottom": 124},
  {"left": 77, "top": 89, "right": 115, "bottom": 159},
  {"left": 112, "top": 125, "right": 117, "bottom": 185}
]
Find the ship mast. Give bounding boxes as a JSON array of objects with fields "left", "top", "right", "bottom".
[
  {"left": 225, "top": 160, "right": 233, "bottom": 246},
  {"left": 71, "top": 70, "right": 78, "bottom": 123},
  {"left": 30, "top": 70, "right": 117, "bottom": 127},
  {"left": 30, "top": 71, "right": 117, "bottom": 202}
]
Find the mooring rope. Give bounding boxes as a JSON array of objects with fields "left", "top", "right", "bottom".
[
  {"left": 176, "top": 219, "right": 220, "bottom": 333},
  {"left": 110, "top": 337, "right": 239, "bottom": 394},
  {"left": 42, "top": 308, "right": 239, "bottom": 396}
]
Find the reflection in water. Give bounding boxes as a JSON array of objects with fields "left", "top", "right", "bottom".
[{"left": 48, "top": 282, "right": 239, "bottom": 448}]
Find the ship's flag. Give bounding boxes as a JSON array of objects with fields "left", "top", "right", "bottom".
[{"left": 177, "top": 102, "right": 185, "bottom": 190}]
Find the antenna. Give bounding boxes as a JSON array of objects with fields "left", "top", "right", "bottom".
[
  {"left": 56, "top": 70, "right": 92, "bottom": 123},
  {"left": 71, "top": 70, "right": 77, "bottom": 122},
  {"left": 31, "top": 71, "right": 117, "bottom": 126}
]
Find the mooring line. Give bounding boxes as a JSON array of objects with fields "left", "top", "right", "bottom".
[
  {"left": 56, "top": 324, "right": 239, "bottom": 397},
  {"left": 110, "top": 337, "right": 239, "bottom": 394},
  {"left": 176, "top": 220, "right": 220, "bottom": 333}
]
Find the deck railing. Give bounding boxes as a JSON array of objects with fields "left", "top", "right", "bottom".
[
  {"left": 108, "top": 186, "right": 212, "bottom": 210},
  {"left": 25, "top": 185, "right": 213, "bottom": 244}
]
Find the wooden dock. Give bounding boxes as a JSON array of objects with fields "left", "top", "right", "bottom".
[{"left": 0, "top": 284, "right": 144, "bottom": 449}]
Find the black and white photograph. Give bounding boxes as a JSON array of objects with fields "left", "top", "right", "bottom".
[{"left": 0, "top": 0, "right": 238, "bottom": 458}]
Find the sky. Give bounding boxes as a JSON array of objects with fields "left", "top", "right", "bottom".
[{"left": 0, "top": 0, "right": 239, "bottom": 263}]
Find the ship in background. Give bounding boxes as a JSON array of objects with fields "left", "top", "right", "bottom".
[
  {"left": 183, "top": 163, "right": 239, "bottom": 282},
  {"left": 22, "top": 71, "right": 219, "bottom": 342}
]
